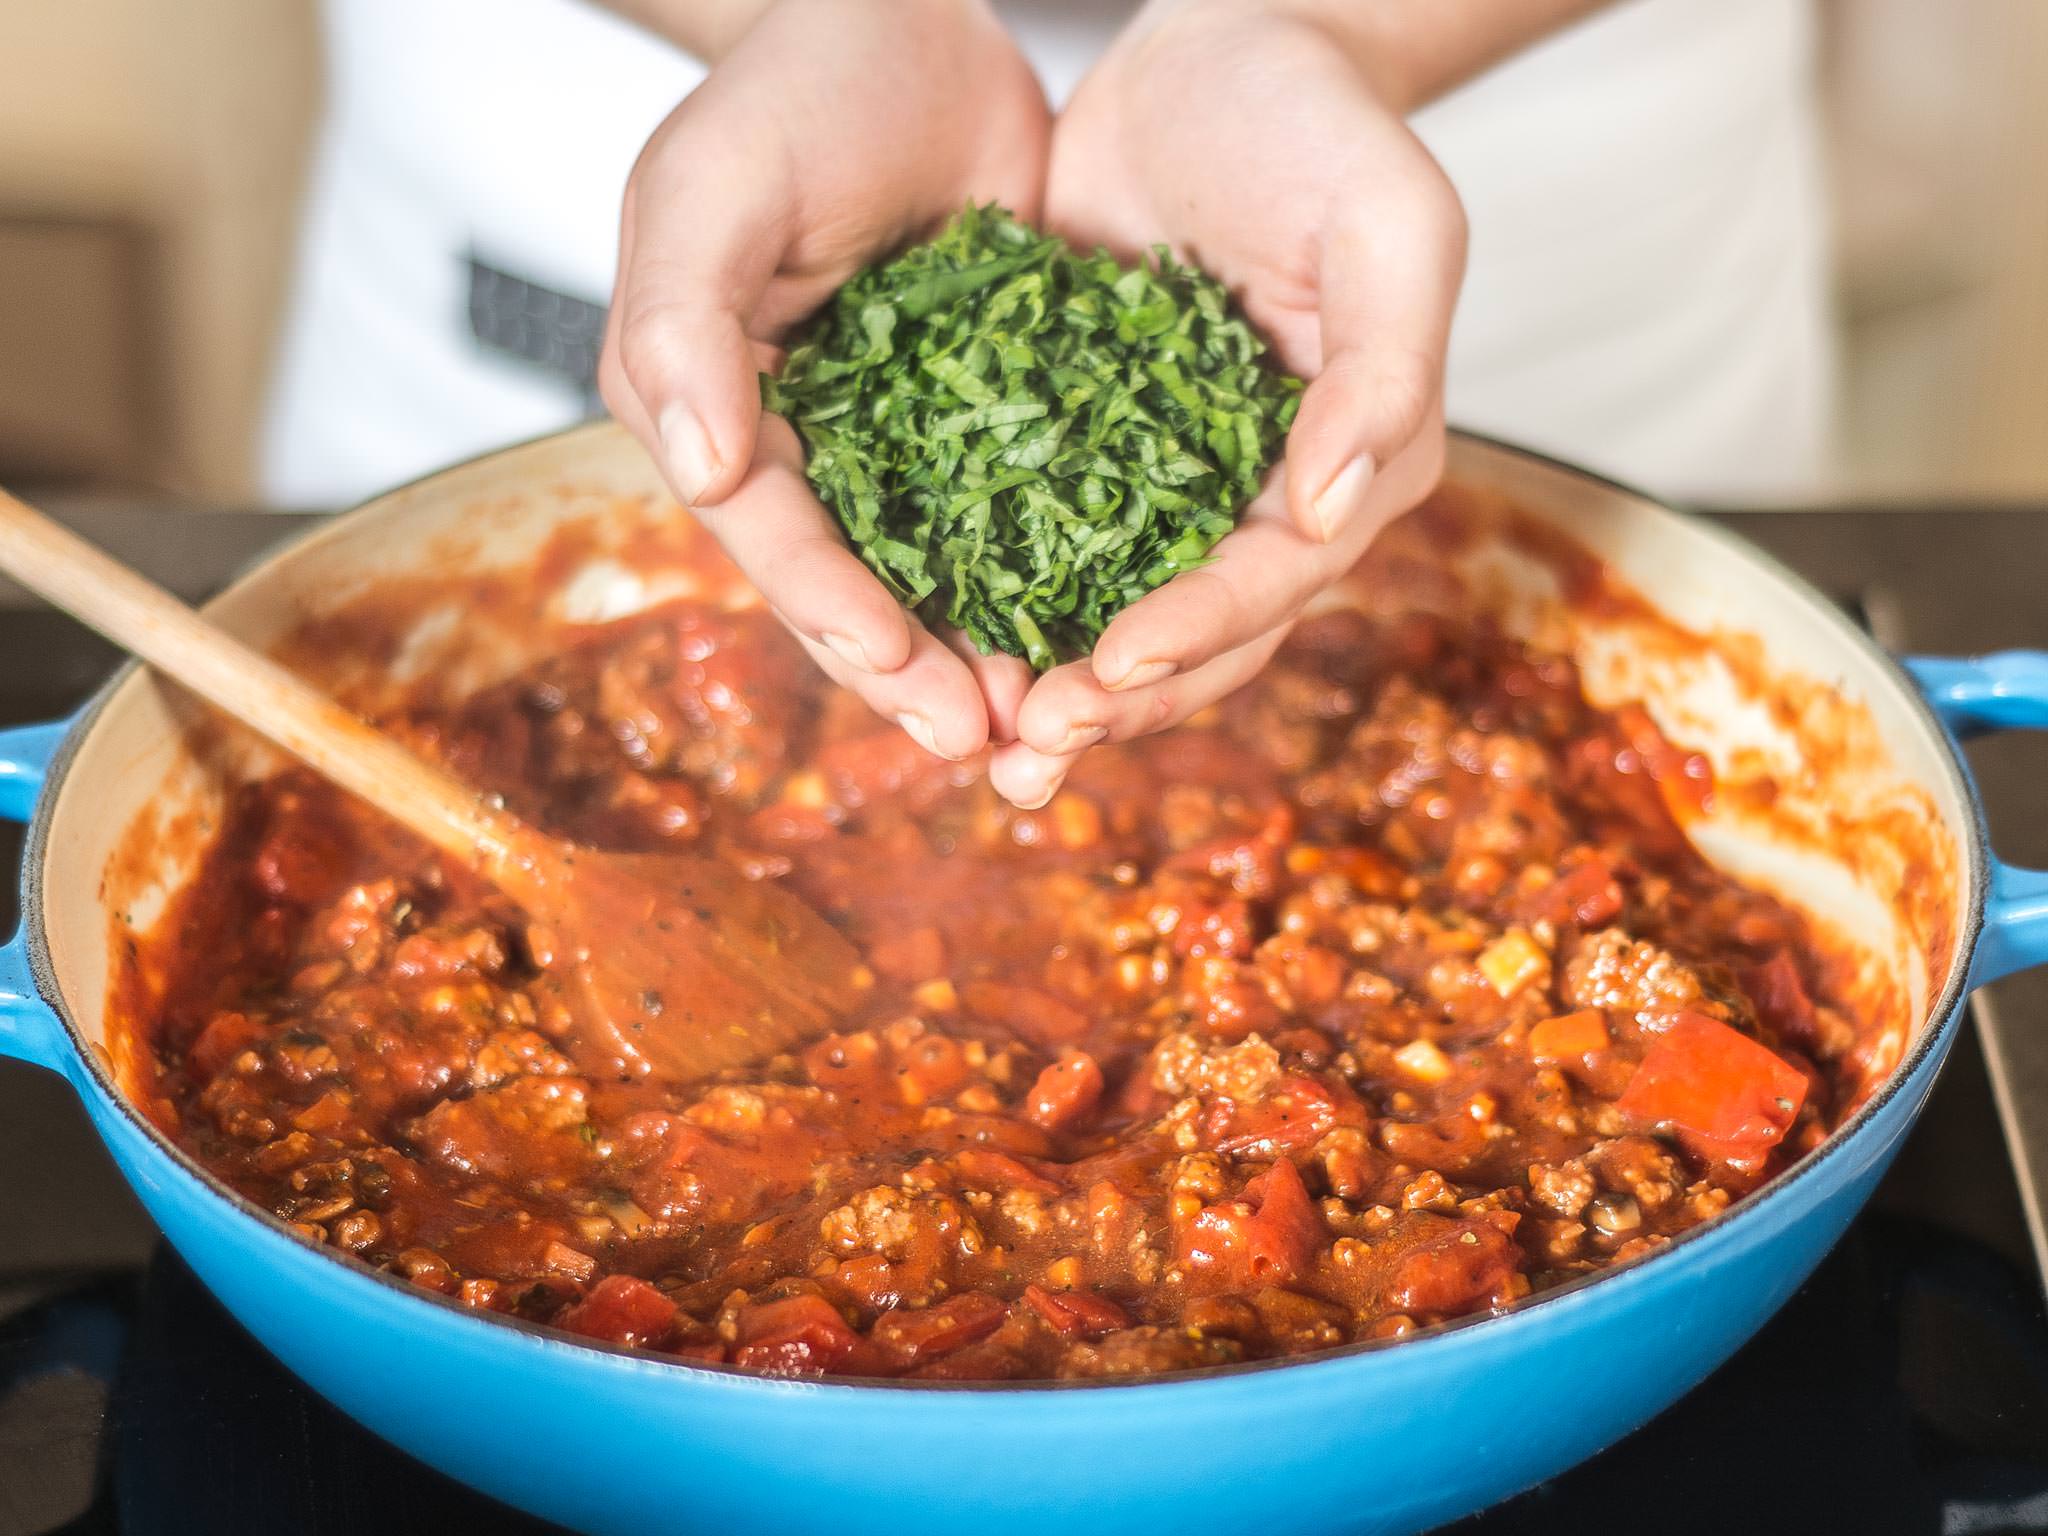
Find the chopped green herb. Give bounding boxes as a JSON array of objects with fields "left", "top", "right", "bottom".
[{"left": 762, "top": 205, "right": 1302, "bottom": 669}]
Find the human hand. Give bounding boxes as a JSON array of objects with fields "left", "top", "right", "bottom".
[
  {"left": 988, "top": 0, "right": 1466, "bottom": 807},
  {"left": 601, "top": 0, "right": 1048, "bottom": 761}
]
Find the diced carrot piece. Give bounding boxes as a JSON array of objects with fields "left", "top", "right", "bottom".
[
  {"left": 1528, "top": 1010, "right": 1610, "bottom": 1062},
  {"left": 554, "top": 1274, "right": 677, "bottom": 1348},
  {"left": 1024, "top": 1049, "right": 1105, "bottom": 1132},
  {"left": 1617, "top": 1010, "right": 1807, "bottom": 1171}
]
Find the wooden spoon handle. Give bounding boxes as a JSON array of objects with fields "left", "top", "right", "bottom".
[{"left": 0, "top": 488, "right": 564, "bottom": 893}]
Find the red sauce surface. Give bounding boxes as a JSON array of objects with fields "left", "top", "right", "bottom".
[{"left": 122, "top": 597, "right": 1876, "bottom": 1380}]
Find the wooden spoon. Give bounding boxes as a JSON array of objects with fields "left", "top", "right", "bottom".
[{"left": 0, "top": 488, "right": 867, "bottom": 1080}]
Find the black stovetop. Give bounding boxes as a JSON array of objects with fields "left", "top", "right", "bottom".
[{"left": 0, "top": 501, "right": 2044, "bottom": 1536}]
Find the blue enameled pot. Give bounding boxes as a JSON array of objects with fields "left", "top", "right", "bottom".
[{"left": 1, "top": 425, "right": 2041, "bottom": 1535}]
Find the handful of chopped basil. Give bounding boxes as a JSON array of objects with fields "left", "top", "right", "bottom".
[{"left": 761, "top": 205, "right": 1302, "bottom": 670}]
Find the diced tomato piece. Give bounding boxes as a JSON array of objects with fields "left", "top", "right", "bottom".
[
  {"left": 613, "top": 1110, "right": 711, "bottom": 1172},
  {"left": 1110, "top": 1064, "right": 1170, "bottom": 1121},
  {"left": 829, "top": 1253, "right": 902, "bottom": 1311},
  {"left": 1025, "top": 1050, "right": 1106, "bottom": 1132},
  {"left": 1740, "top": 950, "right": 1817, "bottom": 1049},
  {"left": 186, "top": 1011, "right": 264, "bottom": 1081},
  {"left": 949, "top": 1147, "right": 1061, "bottom": 1196},
  {"left": 1208, "top": 1073, "right": 1354, "bottom": 1157},
  {"left": 869, "top": 926, "right": 946, "bottom": 984},
  {"left": 1547, "top": 857, "right": 1624, "bottom": 928},
  {"left": 1167, "top": 895, "right": 1258, "bottom": 959},
  {"left": 1528, "top": 1009, "right": 1610, "bottom": 1062},
  {"left": 895, "top": 1032, "right": 969, "bottom": 1104},
  {"left": 1164, "top": 805, "right": 1295, "bottom": 897},
  {"left": 1022, "top": 1284, "right": 1129, "bottom": 1339},
  {"left": 249, "top": 797, "right": 352, "bottom": 904},
  {"left": 869, "top": 1293, "right": 1008, "bottom": 1368},
  {"left": 814, "top": 729, "right": 956, "bottom": 806},
  {"left": 960, "top": 980, "right": 1090, "bottom": 1047},
  {"left": 731, "top": 1294, "right": 867, "bottom": 1377},
  {"left": 553, "top": 1275, "right": 678, "bottom": 1348},
  {"left": 1385, "top": 1215, "right": 1522, "bottom": 1316},
  {"left": 742, "top": 800, "right": 836, "bottom": 845},
  {"left": 1242, "top": 1159, "right": 1324, "bottom": 1284},
  {"left": 1613, "top": 706, "right": 1714, "bottom": 809},
  {"left": 801, "top": 1030, "right": 886, "bottom": 1094},
  {"left": 1617, "top": 1010, "right": 1808, "bottom": 1171},
  {"left": 291, "top": 1089, "right": 352, "bottom": 1134}
]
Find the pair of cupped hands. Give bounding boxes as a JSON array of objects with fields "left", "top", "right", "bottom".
[{"left": 600, "top": 0, "right": 1465, "bottom": 808}]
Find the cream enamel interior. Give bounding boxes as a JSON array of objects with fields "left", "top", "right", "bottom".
[{"left": 36, "top": 424, "right": 1971, "bottom": 1114}]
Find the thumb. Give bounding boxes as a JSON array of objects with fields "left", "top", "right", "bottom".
[
  {"left": 1283, "top": 180, "right": 1465, "bottom": 544},
  {"left": 600, "top": 106, "right": 790, "bottom": 509}
]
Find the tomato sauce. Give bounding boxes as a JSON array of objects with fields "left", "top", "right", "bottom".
[{"left": 121, "top": 596, "right": 1876, "bottom": 1380}]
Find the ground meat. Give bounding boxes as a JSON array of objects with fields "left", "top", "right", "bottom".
[
  {"left": 1150, "top": 1032, "right": 1283, "bottom": 1101},
  {"left": 404, "top": 1076, "right": 591, "bottom": 1183},
  {"left": 1560, "top": 930, "right": 1707, "bottom": 1018},
  {"left": 1055, "top": 1325, "right": 1246, "bottom": 1379},
  {"left": 127, "top": 592, "right": 1875, "bottom": 1382}
]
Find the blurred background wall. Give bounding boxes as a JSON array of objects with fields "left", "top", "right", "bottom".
[{"left": 0, "top": 0, "right": 2042, "bottom": 508}]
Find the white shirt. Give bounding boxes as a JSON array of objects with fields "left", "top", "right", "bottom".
[{"left": 263, "top": 0, "right": 1834, "bottom": 508}]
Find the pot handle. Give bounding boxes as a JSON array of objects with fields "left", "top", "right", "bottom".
[
  {"left": 1906, "top": 652, "right": 2048, "bottom": 986},
  {"left": 0, "top": 718, "right": 62, "bottom": 823},
  {"left": 0, "top": 718, "right": 66, "bottom": 1070}
]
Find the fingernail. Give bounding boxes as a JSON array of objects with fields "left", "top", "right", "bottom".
[
  {"left": 658, "top": 403, "right": 722, "bottom": 505},
  {"left": 1011, "top": 772, "right": 1065, "bottom": 811},
  {"left": 1312, "top": 454, "right": 1374, "bottom": 543},
  {"left": 897, "top": 711, "right": 947, "bottom": 758},
  {"left": 1048, "top": 723, "right": 1108, "bottom": 755},
  {"left": 822, "top": 631, "right": 875, "bottom": 673},
  {"left": 1102, "top": 659, "right": 1176, "bottom": 693}
]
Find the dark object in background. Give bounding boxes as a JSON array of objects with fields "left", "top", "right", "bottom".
[{"left": 465, "top": 254, "right": 607, "bottom": 413}]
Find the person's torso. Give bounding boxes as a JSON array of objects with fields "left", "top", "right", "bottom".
[{"left": 272, "top": 0, "right": 1829, "bottom": 504}]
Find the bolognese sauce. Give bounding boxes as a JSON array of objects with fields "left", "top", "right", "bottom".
[{"left": 124, "top": 593, "right": 1873, "bottom": 1380}]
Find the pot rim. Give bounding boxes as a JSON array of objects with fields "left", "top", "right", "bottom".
[{"left": 15, "top": 422, "right": 1992, "bottom": 1396}]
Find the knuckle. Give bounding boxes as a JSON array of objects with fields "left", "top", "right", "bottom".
[
  {"left": 1171, "top": 567, "right": 1247, "bottom": 654},
  {"left": 614, "top": 294, "right": 707, "bottom": 406},
  {"left": 1368, "top": 350, "right": 1441, "bottom": 445},
  {"left": 616, "top": 317, "right": 680, "bottom": 403}
]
